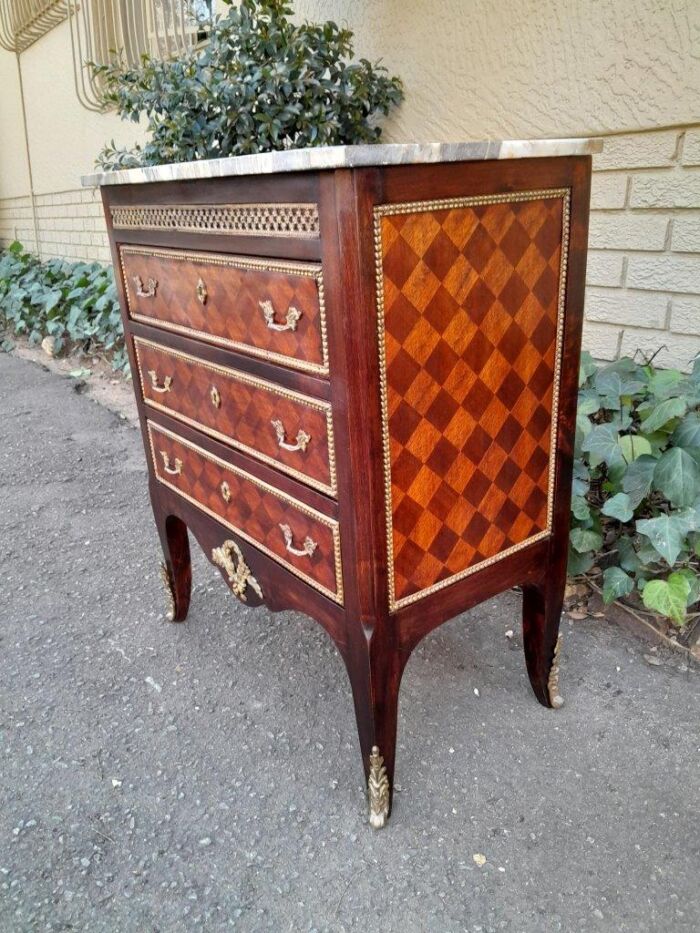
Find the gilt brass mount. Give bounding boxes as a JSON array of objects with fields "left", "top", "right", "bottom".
[{"left": 211, "top": 539, "right": 262, "bottom": 602}]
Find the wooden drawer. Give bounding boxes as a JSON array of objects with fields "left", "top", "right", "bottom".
[
  {"left": 120, "top": 246, "right": 328, "bottom": 376},
  {"left": 147, "top": 421, "right": 343, "bottom": 604},
  {"left": 135, "top": 338, "right": 336, "bottom": 496}
]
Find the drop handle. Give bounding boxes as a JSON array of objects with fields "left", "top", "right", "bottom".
[
  {"left": 147, "top": 370, "right": 173, "bottom": 393},
  {"left": 160, "top": 451, "right": 183, "bottom": 476},
  {"left": 279, "top": 523, "right": 317, "bottom": 558},
  {"left": 271, "top": 419, "right": 311, "bottom": 453},
  {"left": 196, "top": 277, "right": 208, "bottom": 305},
  {"left": 133, "top": 275, "right": 158, "bottom": 298},
  {"left": 259, "top": 299, "right": 302, "bottom": 332}
]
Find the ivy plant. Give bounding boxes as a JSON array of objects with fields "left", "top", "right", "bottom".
[
  {"left": 570, "top": 352, "right": 700, "bottom": 626},
  {"left": 93, "top": 0, "right": 404, "bottom": 170},
  {"left": 0, "top": 241, "right": 127, "bottom": 372}
]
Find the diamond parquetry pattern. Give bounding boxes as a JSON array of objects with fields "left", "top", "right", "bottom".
[{"left": 378, "top": 194, "right": 566, "bottom": 606}]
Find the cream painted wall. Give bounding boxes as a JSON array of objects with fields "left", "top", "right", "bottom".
[
  {"left": 0, "top": 19, "right": 146, "bottom": 198},
  {"left": 0, "top": 48, "right": 30, "bottom": 197},
  {"left": 292, "top": 0, "right": 699, "bottom": 140}
]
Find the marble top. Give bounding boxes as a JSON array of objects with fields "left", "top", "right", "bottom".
[{"left": 81, "top": 138, "right": 602, "bottom": 187}]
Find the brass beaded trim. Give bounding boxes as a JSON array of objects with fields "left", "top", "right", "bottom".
[
  {"left": 119, "top": 245, "right": 330, "bottom": 377},
  {"left": 147, "top": 421, "right": 344, "bottom": 605},
  {"left": 133, "top": 337, "right": 337, "bottom": 497},
  {"left": 110, "top": 202, "right": 320, "bottom": 238},
  {"left": 374, "top": 188, "right": 571, "bottom": 612}
]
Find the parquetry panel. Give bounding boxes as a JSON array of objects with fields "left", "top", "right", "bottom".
[
  {"left": 375, "top": 189, "right": 569, "bottom": 610},
  {"left": 148, "top": 421, "right": 343, "bottom": 604},
  {"left": 135, "top": 338, "right": 336, "bottom": 496},
  {"left": 120, "top": 246, "right": 328, "bottom": 375}
]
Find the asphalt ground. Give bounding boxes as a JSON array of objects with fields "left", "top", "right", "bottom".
[{"left": 1, "top": 352, "right": 698, "bottom": 932}]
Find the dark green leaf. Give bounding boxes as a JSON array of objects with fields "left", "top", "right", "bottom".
[
  {"left": 653, "top": 447, "right": 700, "bottom": 507},
  {"left": 641, "top": 397, "right": 687, "bottom": 433},
  {"left": 601, "top": 492, "right": 634, "bottom": 522},
  {"left": 623, "top": 454, "right": 657, "bottom": 509},
  {"left": 602, "top": 566, "right": 634, "bottom": 603},
  {"left": 570, "top": 527, "right": 603, "bottom": 553}
]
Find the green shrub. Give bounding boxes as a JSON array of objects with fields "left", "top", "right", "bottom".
[
  {"left": 93, "top": 0, "right": 404, "bottom": 170},
  {"left": 571, "top": 353, "right": 700, "bottom": 626},
  {"left": 0, "top": 241, "right": 127, "bottom": 372}
]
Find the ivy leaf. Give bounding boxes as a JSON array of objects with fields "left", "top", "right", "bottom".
[
  {"left": 570, "top": 527, "right": 603, "bottom": 554},
  {"left": 567, "top": 546, "right": 594, "bottom": 576},
  {"left": 601, "top": 492, "right": 634, "bottom": 523},
  {"left": 642, "top": 574, "right": 691, "bottom": 626},
  {"left": 641, "top": 397, "right": 687, "bottom": 433},
  {"left": 43, "top": 289, "right": 62, "bottom": 312},
  {"left": 580, "top": 352, "right": 598, "bottom": 387},
  {"left": 594, "top": 370, "right": 623, "bottom": 410},
  {"left": 616, "top": 535, "right": 642, "bottom": 573},
  {"left": 622, "top": 455, "right": 657, "bottom": 509},
  {"left": 581, "top": 423, "right": 623, "bottom": 468},
  {"left": 653, "top": 447, "right": 700, "bottom": 507},
  {"left": 618, "top": 434, "right": 652, "bottom": 464},
  {"left": 674, "top": 567, "right": 700, "bottom": 607},
  {"left": 577, "top": 389, "right": 602, "bottom": 416},
  {"left": 671, "top": 412, "right": 700, "bottom": 451},
  {"left": 635, "top": 511, "right": 696, "bottom": 566},
  {"left": 647, "top": 368, "right": 683, "bottom": 399},
  {"left": 571, "top": 495, "right": 591, "bottom": 521},
  {"left": 602, "top": 566, "right": 634, "bottom": 603}
]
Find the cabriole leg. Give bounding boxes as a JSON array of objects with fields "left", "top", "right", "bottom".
[
  {"left": 345, "top": 631, "right": 405, "bottom": 829},
  {"left": 522, "top": 575, "right": 565, "bottom": 709},
  {"left": 154, "top": 510, "right": 191, "bottom": 623}
]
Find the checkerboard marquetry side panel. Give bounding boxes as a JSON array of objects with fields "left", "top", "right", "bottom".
[{"left": 375, "top": 190, "right": 569, "bottom": 610}]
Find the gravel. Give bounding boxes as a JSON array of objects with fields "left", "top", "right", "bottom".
[{"left": 1, "top": 352, "right": 699, "bottom": 932}]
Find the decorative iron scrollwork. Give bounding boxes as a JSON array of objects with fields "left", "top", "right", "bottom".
[{"left": 211, "top": 539, "right": 262, "bottom": 602}]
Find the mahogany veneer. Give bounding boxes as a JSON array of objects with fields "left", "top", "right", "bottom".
[{"left": 98, "top": 152, "right": 592, "bottom": 828}]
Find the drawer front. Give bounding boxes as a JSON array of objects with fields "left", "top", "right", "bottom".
[
  {"left": 120, "top": 246, "right": 328, "bottom": 376},
  {"left": 148, "top": 421, "right": 343, "bottom": 604},
  {"left": 135, "top": 338, "right": 336, "bottom": 496}
]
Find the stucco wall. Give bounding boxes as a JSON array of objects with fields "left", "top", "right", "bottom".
[{"left": 1, "top": 0, "right": 699, "bottom": 366}]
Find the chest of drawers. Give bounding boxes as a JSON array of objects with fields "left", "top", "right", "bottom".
[{"left": 87, "top": 140, "right": 599, "bottom": 828}]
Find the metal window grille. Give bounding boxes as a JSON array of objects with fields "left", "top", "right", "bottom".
[
  {"left": 0, "top": 2, "right": 212, "bottom": 108},
  {"left": 0, "top": 1, "right": 68, "bottom": 52},
  {"left": 67, "top": 1, "right": 213, "bottom": 111}
]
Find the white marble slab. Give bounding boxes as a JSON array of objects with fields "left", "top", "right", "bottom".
[{"left": 81, "top": 139, "right": 602, "bottom": 187}]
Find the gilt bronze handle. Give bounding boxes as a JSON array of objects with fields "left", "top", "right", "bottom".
[
  {"left": 147, "top": 369, "right": 173, "bottom": 394},
  {"left": 271, "top": 419, "right": 311, "bottom": 453},
  {"left": 259, "top": 299, "right": 302, "bottom": 332},
  {"left": 160, "top": 451, "right": 183, "bottom": 476},
  {"left": 210, "top": 385, "right": 221, "bottom": 408},
  {"left": 279, "top": 523, "right": 317, "bottom": 558},
  {"left": 220, "top": 481, "right": 231, "bottom": 503},
  {"left": 133, "top": 275, "right": 158, "bottom": 298}
]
